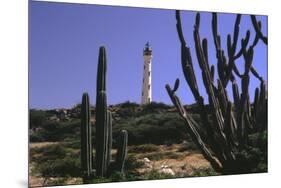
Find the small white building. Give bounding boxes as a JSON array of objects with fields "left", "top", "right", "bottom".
[{"left": 141, "top": 42, "right": 152, "bottom": 105}]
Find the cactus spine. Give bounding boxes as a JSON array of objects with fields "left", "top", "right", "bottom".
[{"left": 81, "top": 46, "right": 128, "bottom": 182}]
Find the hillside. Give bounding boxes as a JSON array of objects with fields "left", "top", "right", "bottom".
[
  {"left": 29, "top": 102, "right": 217, "bottom": 187},
  {"left": 29, "top": 101, "right": 205, "bottom": 145},
  {"left": 29, "top": 101, "right": 267, "bottom": 187}
]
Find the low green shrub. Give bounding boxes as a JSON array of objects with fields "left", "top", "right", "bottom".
[
  {"left": 62, "top": 140, "right": 81, "bottom": 150},
  {"left": 30, "top": 144, "right": 66, "bottom": 163},
  {"left": 191, "top": 167, "right": 218, "bottom": 177},
  {"left": 30, "top": 120, "right": 81, "bottom": 142},
  {"left": 177, "top": 142, "right": 198, "bottom": 152},
  {"left": 38, "top": 156, "right": 81, "bottom": 177},
  {"left": 125, "top": 155, "right": 144, "bottom": 172},
  {"left": 142, "top": 169, "right": 174, "bottom": 180},
  {"left": 29, "top": 110, "right": 51, "bottom": 129},
  {"left": 113, "top": 112, "right": 191, "bottom": 145},
  {"left": 129, "top": 144, "right": 160, "bottom": 153},
  {"left": 41, "top": 177, "right": 68, "bottom": 187},
  {"left": 143, "top": 151, "right": 184, "bottom": 161}
]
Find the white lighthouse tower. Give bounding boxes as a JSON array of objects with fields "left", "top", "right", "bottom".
[{"left": 141, "top": 42, "right": 152, "bottom": 105}]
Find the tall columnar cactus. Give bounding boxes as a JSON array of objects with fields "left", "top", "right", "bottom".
[
  {"left": 166, "top": 10, "right": 267, "bottom": 173},
  {"left": 95, "top": 46, "right": 128, "bottom": 177},
  {"left": 80, "top": 93, "right": 92, "bottom": 181},
  {"left": 95, "top": 47, "right": 107, "bottom": 176},
  {"left": 80, "top": 46, "right": 128, "bottom": 182}
]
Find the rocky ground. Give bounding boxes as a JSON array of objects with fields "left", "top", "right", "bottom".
[
  {"left": 29, "top": 142, "right": 214, "bottom": 187},
  {"left": 131, "top": 143, "right": 211, "bottom": 177}
]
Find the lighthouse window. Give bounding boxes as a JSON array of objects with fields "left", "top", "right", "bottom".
[
  {"left": 148, "top": 84, "right": 150, "bottom": 90},
  {"left": 148, "top": 71, "right": 150, "bottom": 76},
  {"left": 142, "top": 91, "right": 144, "bottom": 96},
  {"left": 148, "top": 97, "right": 151, "bottom": 102}
]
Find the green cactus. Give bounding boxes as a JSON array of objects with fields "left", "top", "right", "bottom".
[
  {"left": 232, "top": 81, "right": 240, "bottom": 112},
  {"left": 166, "top": 10, "right": 267, "bottom": 174},
  {"left": 80, "top": 46, "right": 128, "bottom": 182},
  {"left": 250, "top": 15, "right": 268, "bottom": 45},
  {"left": 95, "top": 90, "right": 108, "bottom": 177},
  {"left": 106, "top": 110, "right": 112, "bottom": 169},
  {"left": 95, "top": 46, "right": 128, "bottom": 177},
  {"left": 95, "top": 47, "right": 108, "bottom": 176},
  {"left": 80, "top": 93, "right": 92, "bottom": 182},
  {"left": 115, "top": 130, "right": 128, "bottom": 173}
]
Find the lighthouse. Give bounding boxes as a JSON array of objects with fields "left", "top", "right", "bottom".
[{"left": 141, "top": 42, "right": 152, "bottom": 105}]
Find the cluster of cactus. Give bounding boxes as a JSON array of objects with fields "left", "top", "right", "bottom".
[
  {"left": 81, "top": 46, "right": 128, "bottom": 183},
  {"left": 166, "top": 11, "right": 267, "bottom": 173}
]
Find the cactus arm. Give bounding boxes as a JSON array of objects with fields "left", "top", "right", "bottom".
[
  {"left": 257, "top": 80, "right": 267, "bottom": 131},
  {"left": 81, "top": 93, "right": 92, "bottom": 182},
  {"left": 250, "top": 66, "right": 263, "bottom": 82},
  {"left": 212, "top": 13, "right": 222, "bottom": 54},
  {"left": 106, "top": 111, "right": 112, "bottom": 168},
  {"left": 224, "top": 102, "right": 235, "bottom": 150},
  {"left": 253, "top": 87, "right": 260, "bottom": 123},
  {"left": 175, "top": 10, "right": 186, "bottom": 46},
  {"left": 223, "top": 15, "right": 241, "bottom": 87},
  {"left": 115, "top": 130, "right": 128, "bottom": 173},
  {"left": 232, "top": 63, "right": 243, "bottom": 78},
  {"left": 232, "top": 81, "right": 240, "bottom": 112},
  {"left": 250, "top": 15, "right": 268, "bottom": 45},
  {"left": 166, "top": 82, "right": 223, "bottom": 171},
  {"left": 232, "top": 14, "right": 241, "bottom": 53},
  {"left": 234, "top": 30, "right": 250, "bottom": 60}
]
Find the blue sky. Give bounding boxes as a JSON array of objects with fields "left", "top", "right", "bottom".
[{"left": 29, "top": 1, "right": 267, "bottom": 109}]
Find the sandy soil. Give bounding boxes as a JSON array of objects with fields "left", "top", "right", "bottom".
[
  {"left": 133, "top": 144, "right": 211, "bottom": 176},
  {"left": 29, "top": 142, "right": 211, "bottom": 187}
]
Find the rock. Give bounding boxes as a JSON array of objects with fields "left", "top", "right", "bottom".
[
  {"left": 182, "top": 140, "right": 188, "bottom": 144},
  {"left": 159, "top": 165, "right": 175, "bottom": 176},
  {"left": 160, "top": 165, "right": 169, "bottom": 169},
  {"left": 48, "top": 114, "right": 60, "bottom": 122},
  {"left": 141, "top": 158, "right": 152, "bottom": 169},
  {"left": 144, "top": 163, "right": 153, "bottom": 169},
  {"left": 159, "top": 168, "right": 175, "bottom": 176},
  {"left": 143, "top": 157, "right": 150, "bottom": 163}
]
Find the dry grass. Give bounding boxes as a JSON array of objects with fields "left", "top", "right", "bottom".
[
  {"left": 30, "top": 142, "right": 59, "bottom": 149},
  {"left": 132, "top": 143, "right": 211, "bottom": 176},
  {"left": 29, "top": 142, "right": 212, "bottom": 187}
]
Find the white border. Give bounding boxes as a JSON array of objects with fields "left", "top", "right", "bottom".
[
  {"left": 1, "top": 0, "right": 280, "bottom": 188},
  {"left": 35, "top": 0, "right": 270, "bottom": 15}
]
